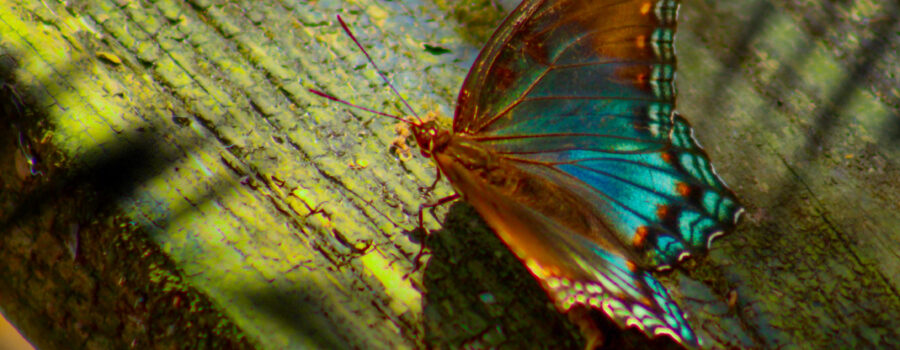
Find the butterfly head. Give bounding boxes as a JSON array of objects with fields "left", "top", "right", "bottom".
[{"left": 410, "top": 119, "right": 450, "bottom": 159}]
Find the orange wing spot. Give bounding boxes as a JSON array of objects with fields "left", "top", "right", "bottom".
[
  {"left": 676, "top": 182, "right": 691, "bottom": 196},
  {"left": 640, "top": 2, "right": 652, "bottom": 15},
  {"left": 661, "top": 152, "right": 674, "bottom": 164},
  {"left": 640, "top": 297, "right": 653, "bottom": 307},
  {"left": 636, "top": 73, "right": 647, "bottom": 84},
  {"left": 625, "top": 260, "right": 637, "bottom": 272},
  {"left": 635, "top": 35, "right": 646, "bottom": 49},
  {"left": 633, "top": 226, "right": 649, "bottom": 248},
  {"left": 656, "top": 204, "right": 669, "bottom": 219}
]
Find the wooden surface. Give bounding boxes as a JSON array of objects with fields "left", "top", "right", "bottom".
[{"left": 1, "top": 0, "right": 898, "bottom": 349}]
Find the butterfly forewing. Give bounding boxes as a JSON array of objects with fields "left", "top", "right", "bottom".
[{"left": 455, "top": 0, "right": 678, "bottom": 133}]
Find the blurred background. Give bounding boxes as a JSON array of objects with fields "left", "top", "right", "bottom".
[{"left": 1, "top": 311, "right": 33, "bottom": 350}]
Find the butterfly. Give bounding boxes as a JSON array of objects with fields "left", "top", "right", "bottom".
[{"left": 311, "top": 0, "right": 743, "bottom": 348}]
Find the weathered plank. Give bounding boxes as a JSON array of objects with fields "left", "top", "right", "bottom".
[{"left": 0, "top": 0, "right": 898, "bottom": 349}]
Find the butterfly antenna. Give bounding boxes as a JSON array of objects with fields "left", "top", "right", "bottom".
[
  {"left": 336, "top": 15, "right": 422, "bottom": 123},
  {"left": 307, "top": 88, "right": 408, "bottom": 123}
]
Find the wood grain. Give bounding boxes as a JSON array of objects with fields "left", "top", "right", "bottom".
[{"left": 1, "top": 0, "right": 898, "bottom": 348}]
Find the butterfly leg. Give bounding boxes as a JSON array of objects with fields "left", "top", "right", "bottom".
[
  {"left": 417, "top": 192, "right": 459, "bottom": 229},
  {"left": 418, "top": 169, "right": 443, "bottom": 195},
  {"left": 408, "top": 193, "right": 460, "bottom": 275}
]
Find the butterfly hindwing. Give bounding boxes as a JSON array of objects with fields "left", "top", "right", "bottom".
[
  {"left": 455, "top": 0, "right": 679, "bottom": 134},
  {"left": 434, "top": 161, "right": 701, "bottom": 346}
]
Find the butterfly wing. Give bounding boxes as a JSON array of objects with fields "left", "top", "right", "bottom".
[
  {"left": 434, "top": 149, "right": 700, "bottom": 346},
  {"left": 442, "top": 0, "right": 743, "bottom": 346},
  {"left": 454, "top": 0, "right": 742, "bottom": 269}
]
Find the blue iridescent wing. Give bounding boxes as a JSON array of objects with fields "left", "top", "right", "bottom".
[
  {"left": 446, "top": 0, "right": 743, "bottom": 346},
  {"left": 455, "top": 0, "right": 742, "bottom": 269}
]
